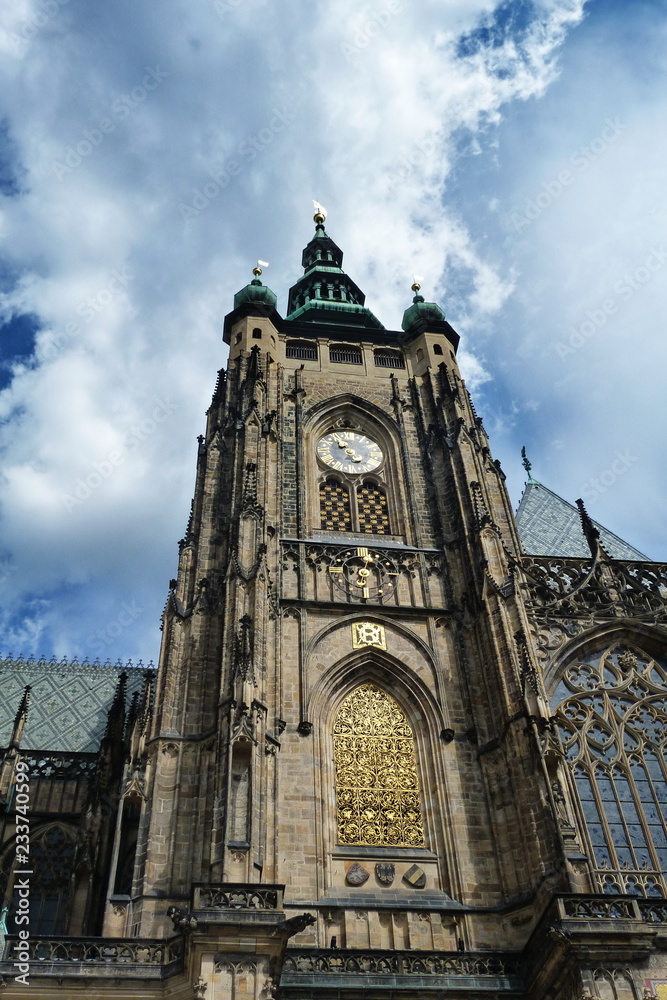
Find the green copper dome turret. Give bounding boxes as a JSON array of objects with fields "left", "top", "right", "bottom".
[
  {"left": 285, "top": 209, "right": 384, "bottom": 329},
  {"left": 401, "top": 282, "right": 447, "bottom": 334},
  {"left": 233, "top": 264, "right": 277, "bottom": 311}
]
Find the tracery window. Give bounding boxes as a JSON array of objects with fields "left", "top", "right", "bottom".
[
  {"left": 357, "top": 481, "right": 390, "bottom": 535},
  {"left": 333, "top": 683, "right": 425, "bottom": 847},
  {"left": 552, "top": 644, "right": 667, "bottom": 896},
  {"left": 320, "top": 478, "right": 352, "bottom": 530},
  {"left": 1, "top": 824, "right": 76, "bottom": 933}
]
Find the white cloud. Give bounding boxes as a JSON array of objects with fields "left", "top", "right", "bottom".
[{"left": 4, "top": 0, "right": 664, "bottom": 662}]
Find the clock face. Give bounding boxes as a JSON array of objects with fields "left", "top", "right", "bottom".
[
  {"left": 329, "top": 546, "right": 399, "bottom": 600},
  {"left": 317, "top": 431, "right": 383, "bottom": 474}
]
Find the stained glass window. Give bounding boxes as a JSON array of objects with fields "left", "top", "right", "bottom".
[
  {"left": 333, "top": 684, "right": 425, "bottom": 847},
  {"left": 552, "top": 644, "right": 667, "bottom": 895}
]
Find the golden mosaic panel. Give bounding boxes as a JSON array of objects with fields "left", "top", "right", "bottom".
[
  {"left": 357, "top": 482, "right": 389, "bottom": 534},
  {"left": 333, "top": 684, "right": 425, "bottom": 847},
  {"left": 320, "top": 479, "right": 351, "bottom": 531}
]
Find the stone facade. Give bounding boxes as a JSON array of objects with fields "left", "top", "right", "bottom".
[{"left": 0, "top": 220, "right": 666, "bottom": 998}]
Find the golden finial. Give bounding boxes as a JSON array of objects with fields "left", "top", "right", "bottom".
[
  {"left": 313, "top": 199, "right": 327, "bottom": 224},
  {"left": 411, "top": 273, "right": 424, "bottom": 293},
  {"left": 253, "top": 259, "right": 269, "bottom": 277}
]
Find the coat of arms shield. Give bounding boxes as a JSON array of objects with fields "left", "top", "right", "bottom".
[{"left": 375, "top": 862, "right": 395, "bottom": 886}]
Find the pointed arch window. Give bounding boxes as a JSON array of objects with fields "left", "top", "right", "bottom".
[
  {"left": 333, "top": 683, "right": 425, "bottom": 847},
  {"left": 553, "top": 644, "right": 667, "bottom": 896},
  {"left": 1, "top": 824, "right": 76, "bottom": 934},
  {"left": 320, "top": 478, "right": 352, "bottom": 531}
]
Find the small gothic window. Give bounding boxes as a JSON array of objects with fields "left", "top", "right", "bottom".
[
  {"left": 553, "top": 644, "right": 667, "bottom": 896},
  {"left": 333, "top": 683, "right": 425, "bottom": 846},
  {"left": 320, "top": 478, "right": 352, "bottom": 531},
  {"left": 416, "top": 348, "right": 424, "bottom": 361},
  {"left": 252, "top": 328, "right": 262, "bottom": 339},
  {"left": 357, "top": 481, "right": 390, "bottom": 534},
  {"left": 433, "top": 343, "right": 443, "bottom": 355}
]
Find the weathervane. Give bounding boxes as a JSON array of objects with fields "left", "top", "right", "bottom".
[
  {"left": 411, "top": 273, "right": 424, "bottom": 293},
  {"left": 252, "top": 259, "right": 269, "bottom": 277},
  {"left": 313, "top": 200, "right": 327, "bottom": 224}
]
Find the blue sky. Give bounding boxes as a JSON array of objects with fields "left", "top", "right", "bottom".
[{"left": 0, "top": 0, "right": 665, "bottom": 662}]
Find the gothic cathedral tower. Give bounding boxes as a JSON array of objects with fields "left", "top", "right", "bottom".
[
  {"left": 31, "top": 209, "right": 658, "bottom": 1000},
  {"left": 123, "top": 209, "right": 564, "bottom": 995}
]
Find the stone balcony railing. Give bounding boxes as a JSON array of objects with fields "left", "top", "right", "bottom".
[
  {"left": 192, "top": 882, "right": 284, "bottom": 911},
  {"left": 0, "top": 894, "right": 664, "bottom": 987},
  {"left": 0, "top": 934, "right": 183, "bottom": 980}
]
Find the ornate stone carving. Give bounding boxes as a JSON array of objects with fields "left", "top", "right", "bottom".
[
  {"left": 282, "top": 951, "right": 523, "bottom": 977},
  {"left": 275, "top": 912, "right": 316, "bottom": 936},
  {"left": 167, "top": 906, "right": 198, "bottom": 932},
  {"left": 193, "top": 976, "right": 208, "bottom": 998},
  {"left": 260, "top": 977, "right": 277, "bottom": 998},
  {"left": 522, "top": 554, "right": 667, "bottom": 629},
  {"left": 194, "top": 885, "right": 281, "bottom": 910}
]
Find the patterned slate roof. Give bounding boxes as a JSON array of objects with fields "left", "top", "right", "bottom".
[
  {"left": 0, "top": 656, "right": 152, "bottom": 752},
  {"left": 515, "top": 481, "right": 649, "bottom": 561}
]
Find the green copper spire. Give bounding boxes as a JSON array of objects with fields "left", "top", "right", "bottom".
[
  {"left": 521, "top": 446, "right": 538, "bottom": 484},
  {"left": 401, "top": 280, "right": 447, "bottom": 334},
  {"left": 285, "top": 205, "right": 384, "bottom": 328},
  {"left": 233, "top": 260, "right": 278, "bottom": 311}
]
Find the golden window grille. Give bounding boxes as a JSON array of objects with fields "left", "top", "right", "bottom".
[
  {"left": 320, "top": 479, "right": 352, "bottom": 531},
  {"left": 357, "top": 482, "right": 390, "bottom": 534},
  {"left": 333, "top": 683, "right": 425, "bottom": 847}
]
